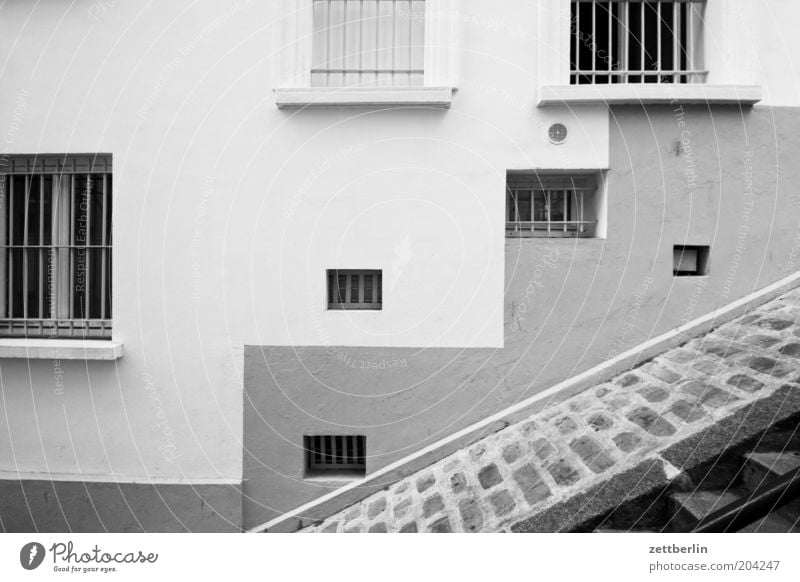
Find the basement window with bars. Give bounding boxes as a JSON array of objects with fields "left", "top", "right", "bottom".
[
  {"left": 305, "top": 435, "right": 366, "bottom": 477},
  {"left": 0, "top": 155, "right": 112, "bottom": 339},
  {"left": 311, "top": 0, "right": 426, "bottom": 87},
  {"left": 570, "top": 0, "right": 706, "bottom": 85},
  {"left": 327, "top": 269, "right": 382, "bottom": 310},
  {"left": 506, "top": 173, "right": 600, "bottom": 238}
]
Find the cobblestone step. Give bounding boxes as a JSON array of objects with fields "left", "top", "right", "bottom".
[{"left": 743, "top": 451, "right": 800, "bottom": 521}]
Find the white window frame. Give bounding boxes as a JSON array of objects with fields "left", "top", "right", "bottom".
[
  {"left": 275, "top": 0, "right": 457, "bottom": 108},
  {"left": 537, "top": 0, "right": 761, "bottom": 106}
]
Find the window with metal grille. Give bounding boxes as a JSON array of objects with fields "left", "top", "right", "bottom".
[
  {"left": 0, "top": 154, "right": 112, "bottom": 339},
  {"left": 506, "top": 173, "right": 599, "bottom": 238},
  {"left": 673, "top": 245, "right": 709, "bottom": 276},
  {"left": 304, "top": 435, "right": 366, "bottom": 476},
  {"left": 327, "top": 269, "right": 382, "bottom": 310},
  {"left": 570, "top": 0, "right": 706, "bottom": 85},
  {"left": 311, "top": 0, "right": 426, "bottom": 87}
]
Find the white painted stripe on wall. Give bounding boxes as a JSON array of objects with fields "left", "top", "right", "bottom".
[{"left": 250, "top": 269, "right": 800, "bottom": 533}]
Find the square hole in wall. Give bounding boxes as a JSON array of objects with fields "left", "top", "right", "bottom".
[
  {"left": 673, "top": 245, "right": 710, "bottom": 277},
  {"left": 304, "top": 435, "right": 366, "bottom": 478}
]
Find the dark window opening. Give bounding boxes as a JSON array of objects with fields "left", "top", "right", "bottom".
[
  {"left": 570, "top": 0, "right": 704, "bottom": 85},
  {"left": 673, "top": 245, "right": 710, "bottom": 277}
]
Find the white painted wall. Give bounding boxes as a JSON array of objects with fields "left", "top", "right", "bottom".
[{"left": 753, "top": 0, "right": 800, "bottom": 106}]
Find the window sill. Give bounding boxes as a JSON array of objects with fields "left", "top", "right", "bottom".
[
  {"left": 537, "top": 84, "right": 762, "bottom": 107},
  {"left": 275, "top": 86, "right": 455, "bottom": 109},
  {"left": 303, "top": 473, "right": 365, "bottom": 484},
  {"left": 0, "top": 339, "right": 123, "bottom": 360},
  {"left": 506, "top": 237, "right": 607, "bottom": 244},
  {"left": 506, "top": 234, "right": 596, "bottom": 239}
]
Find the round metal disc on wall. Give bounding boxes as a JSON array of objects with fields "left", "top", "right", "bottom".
[{"left": 548, "top": 123, "right": 568, "bottom": 144}]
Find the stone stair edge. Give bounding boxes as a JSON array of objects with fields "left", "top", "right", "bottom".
[{"left": 744, "top": 451, "right": 800, "bottom": 476}]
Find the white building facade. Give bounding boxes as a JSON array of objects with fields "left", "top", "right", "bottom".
[{"left": 1, "top": 0, "right": 799, "bottom": 531}]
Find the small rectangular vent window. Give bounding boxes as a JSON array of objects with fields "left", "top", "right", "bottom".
[
  {"left": 327, "top": 269, "right": 382, "bottom": 310},
  {"left": 673, "top": 245, "right": 709, "bottom": 276},
  {"left": 304, "top": 435, "right": 366, "bottom": 477}
]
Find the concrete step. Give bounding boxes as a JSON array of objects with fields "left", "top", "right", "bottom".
[
  {"left": 594, "top": 529, "right": 653, "bottom": 533},
  {"left": 743, "top": 451, "right": 800, "bottom": 522},
  {"left": 751, "top": 424, "right": 800, "bottom": 454},
  {"left": 739, "top": 513, "right": 798, "bottom": 533},
  {"left": 744, "top": 451, "right": 800, "bottom": 484},
  {"left": 670, "top": 489, "right": 799, "bottom": 532},
  {"left": 670, "top": 490, "right": 738, "bottom": 531}
]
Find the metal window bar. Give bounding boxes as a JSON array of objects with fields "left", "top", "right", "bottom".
[
  {"left": 22, "top": 175, "right": 29, "bottom": 323},
  {"left": 311, "top": 0, "right": 426, "bottom": 87},
  {"left": 69, "top": 174, "right": 76, "bottom": 330},
  {"left": 570, "top": 0, "right": 707, "bottom": 85},
  {"left": 590, "top": 2, "right": 597, "bottom": 83},
  {"left": 84, "top": 175, "right": 92, "bottom": 320},
  {"left": 327, "top": 269, "right": 382, "bottom": 310},
  {"left": 571, "top": 1, "right": 578, "bottom": 83},
  {"left": 305, "top": 435, "right": 366, "bottom": 473},
  {"left": 506, "top": 176, "right": 598, "bottom": 239},
  {"left": 608, "top": 1, "right": 613, "bottom": 80},
  {"left": 0, "top": 154, "right": 112, "bottom": 339}
]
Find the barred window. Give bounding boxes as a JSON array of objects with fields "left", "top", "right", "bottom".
[
  {"left": 311, "top": 0, "right": 426, "bottom": 87},
  {"left": 571, "top": 0, "right": 706, "bottom": 85},
  {"left": 0, "top": 154, "right": 112, "bottom": 339},
  {"left": 506, "top": 173, "right": 599, "bottom": 238},
  {"left": 327, "top": 269, "right": 382, "bottom": 310}
]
